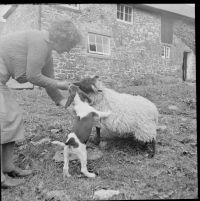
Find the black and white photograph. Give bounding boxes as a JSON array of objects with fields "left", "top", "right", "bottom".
[{"left": 0, "top": 3, "right": 196, "bottom": 200}]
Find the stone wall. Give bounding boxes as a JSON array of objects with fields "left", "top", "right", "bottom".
[
  {"left": 1, "top": 4, "right": 39, "bottom": 35},
  {"left": 41, "top": 4, "right": 195, "bottom": 84},
  {"left": 1, "top": 4, "right": 195, "bottom": 85}
]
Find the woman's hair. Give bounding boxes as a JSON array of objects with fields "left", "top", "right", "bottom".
[{"left": 48, "top": 19, "right": 82, "bottom": 47}]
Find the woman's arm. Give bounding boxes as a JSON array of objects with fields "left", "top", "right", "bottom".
[
  {"left": 26, "top": 36, "right": 69, "bottom": 106},
  {"left": 42, "top": 56, "right": 69, "bottom": 106}
]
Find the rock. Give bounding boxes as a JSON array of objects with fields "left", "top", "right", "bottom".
[
  {"left": 157, "top": 125, "right": 167, "bottom": 131},
  {"left": 45, "top": 190, "right": 70, "bottom": 201},
  {"left": 31, "top": 138, "right": 51, "bottom": 146},
  {"left": 51, "top": 129, "right": 60, "bottom": 134},
  {"left": 181, "top": 117, "right": 187, "bottom": 122},
  {"left": 36, "top": 184, "right": 70, "bottom": 201},
  {"left": 93, "top": 189, "right": 120, "bottom": 200},
  {"left": 190, "top": 119, "right": 196, "bottom": 127},
  {"left": 168, "top": 105, "right": 179, "bottom": 111}
]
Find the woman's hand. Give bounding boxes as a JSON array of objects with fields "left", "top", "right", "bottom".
[
  {"left": 58, "top": 98, "right": 68, "bottom": 107},
  {"left": 57, "top": 80, "right": 71, "bottom": 90}
]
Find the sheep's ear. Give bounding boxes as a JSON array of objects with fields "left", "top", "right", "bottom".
[
  {"left": 73, "top": 82, "right": 81, "bottom": 88},
  {"left": 73, "top": 80, "right": 95, "bottom": 94},
  {"left": 65, "top": 90, "right": 76, "bottom": 108},
  {"left": 93, "top": 75, "right": 99, "bottom": 80},
  {"left": 79, "top": 90, "right": 92, "bottom": 104}
]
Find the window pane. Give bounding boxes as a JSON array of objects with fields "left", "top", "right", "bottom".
[
  {"left": 117, "top": 4, "right": 120, "bottom": 12},
  {"left": 88, "top": 34, "right": 110, "bottom": 55},
  {"left": 120, "top": 5, "right": 124, "bottom": 12},
  {"left": 128, "top": 14, "right": 132, "bottom": 22},
  {"left": 117, "top": 10, "right": 120, "bottom": 19},
  {"left": 128, "top": 7, "right": 132, "bottom": 15},
  {"left": 162, "top": 47, "right": 165, "bottom": 56},
  {"left": 120, "top": 12, "right": 123, "bottom": 20},
  {"left": 103, "top": 37, "right": 109, "bottom": 45},
  {"left": 96, "top": 35, "right": 102, "bottom": 44},
  {"left": 125, "top": 6, "right": 129, "bottom": 14},
  {"left": 125, "top": 13, "right": 128, "bottom": 21},
  {"left": 90, "top": 44, "right": 96, "bottom": 52},
  {"left": 89, "top": 34, "right": 95, "bottom": 43},
  {"left": 96, "top": 44, "right": 103, "bottom": 52},
  {"left": 103, "top": 44, "right": 109, "bottom": 54}
]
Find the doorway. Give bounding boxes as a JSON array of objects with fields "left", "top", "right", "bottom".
[{"left": 182, "top": 51, "right": 188, "bottom": 81}]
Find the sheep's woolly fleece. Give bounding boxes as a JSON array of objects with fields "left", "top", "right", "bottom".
[{"left": 90, "top": 83, "right": 159, "bottom": 142}]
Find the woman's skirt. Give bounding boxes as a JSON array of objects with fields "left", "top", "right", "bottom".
[{"left": 0, "top": 82, "right": 24, "bottom": 144}]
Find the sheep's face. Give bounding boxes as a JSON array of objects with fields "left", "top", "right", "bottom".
[
  {"left": 94, "top": 78, "right": 104, "bottom": 92},
  {"left": 65, "top": 85, "right": 92, "bottom": 108},
  {"left": 73, "top": 75, "right": 103, "bottom": 94}
]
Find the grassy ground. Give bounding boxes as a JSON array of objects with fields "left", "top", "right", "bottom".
[{"left": 1, "top": 80, "right": 197, "bottom": 200}]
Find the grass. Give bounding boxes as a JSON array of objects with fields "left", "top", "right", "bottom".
[{"left": 1, "top": 79, "right": 197, "bottom": 200}]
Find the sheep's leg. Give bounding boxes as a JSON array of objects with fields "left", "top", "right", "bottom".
[
  {"left": 146, "top": 139, "right": 156, "bottom": 158},
  {"left": 93, "top": 127, "right": 101, "bottom": 146}
]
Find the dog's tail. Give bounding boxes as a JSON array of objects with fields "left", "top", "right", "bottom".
[{"left": 51, "top": 141, "right": 65, "bottom": 147}]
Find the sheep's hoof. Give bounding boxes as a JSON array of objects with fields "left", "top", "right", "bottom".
[
  {"left": 146, "top": 139, "right": 156, "bottom": 158},
  {"left": 147, "top": 152, "right": 155, "bottom": 158},
  {"left": 93, "top": 138, "right": 100, "bottom": 146}
]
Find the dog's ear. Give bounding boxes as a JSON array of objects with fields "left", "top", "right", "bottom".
[
  {"left": 65, "top": 86, "right": 77, "bottom": 108},
  {"left": 65, "top": 137, "right": 79, "bottom": 148}
]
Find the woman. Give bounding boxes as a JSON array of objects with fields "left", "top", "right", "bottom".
[{"left": 0, "top": 19, "right": 82, "bottom": 188}]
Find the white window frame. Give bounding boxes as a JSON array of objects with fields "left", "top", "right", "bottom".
[
  {"left": 62, "top": 4, "right": 80, "bottom": 10},
  {"left": 88, "top": 33, "right": 111, "bottom": 56},
  {"left": 117, "top": 4, "right": 133, "bottom": 24},
  {"left": 162, "top": 45, "right": 170, "bottom": 59}
]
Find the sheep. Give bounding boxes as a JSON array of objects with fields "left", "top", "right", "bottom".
[{"left": 73, "top": 76, "right": 159, "bottom": 158}]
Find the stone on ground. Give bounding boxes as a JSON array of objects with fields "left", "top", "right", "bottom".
[{"left": 93, "top": 189, "right": 120, "bottom": 200}]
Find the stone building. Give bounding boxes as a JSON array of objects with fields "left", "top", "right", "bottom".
[
  {"left": 1, "top": 4, "right": 195, "bottom": 85},
  {"left": 0, "top": 21, "right": 4, "bottom": 34}
]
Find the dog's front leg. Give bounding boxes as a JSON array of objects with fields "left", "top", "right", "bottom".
[
  {"left": 78, "top": 145, "right": 96, "bottom": 178},
  {"left": 63, "top": 146, "right": 71, "bottom": 179}
]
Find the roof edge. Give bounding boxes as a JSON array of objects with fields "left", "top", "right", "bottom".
[{"left": 133, "top": 4, "right": 195, "bottom": 21}]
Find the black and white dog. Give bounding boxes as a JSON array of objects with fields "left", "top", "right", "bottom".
[{"left": 52, "top": 85, "right": 111, "bottom": 178}]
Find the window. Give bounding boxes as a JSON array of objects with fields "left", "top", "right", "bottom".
[
  {"left": 88, "top": 33, "right": 110, "bottom": 55},
  {"left": 162, "top": 46, "right": 170, "bottom": 59},
  {"left": 62, "top": 4, "right": 79, "bottom": 10},
  {"left": 117, "top": 4, "right": 133, "bottom": 23},
  {"left": 161, "top": 16, "right": 173, "bottom": 44}
]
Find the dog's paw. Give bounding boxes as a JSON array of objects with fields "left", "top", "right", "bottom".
[
  {"left": 63, "top": 170, "right": 71, "bottom": 179},
  {"left": 83, "top": 172, "right": 96, "bottom": 178}
]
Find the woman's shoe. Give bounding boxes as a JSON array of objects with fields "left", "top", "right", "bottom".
[
  {"left": 4, "top": 166, "right": 33, "bottom": 177},
  {"left": 1, "top": 175, "right": 25, "bottom": 189}
]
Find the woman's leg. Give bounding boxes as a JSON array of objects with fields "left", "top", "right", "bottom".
[
  {"left": 2, "top": 142, "right": 32, "bottom": 177},
  {"left": 1, "top": 144, "right": 25, "bottom": 188}
]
